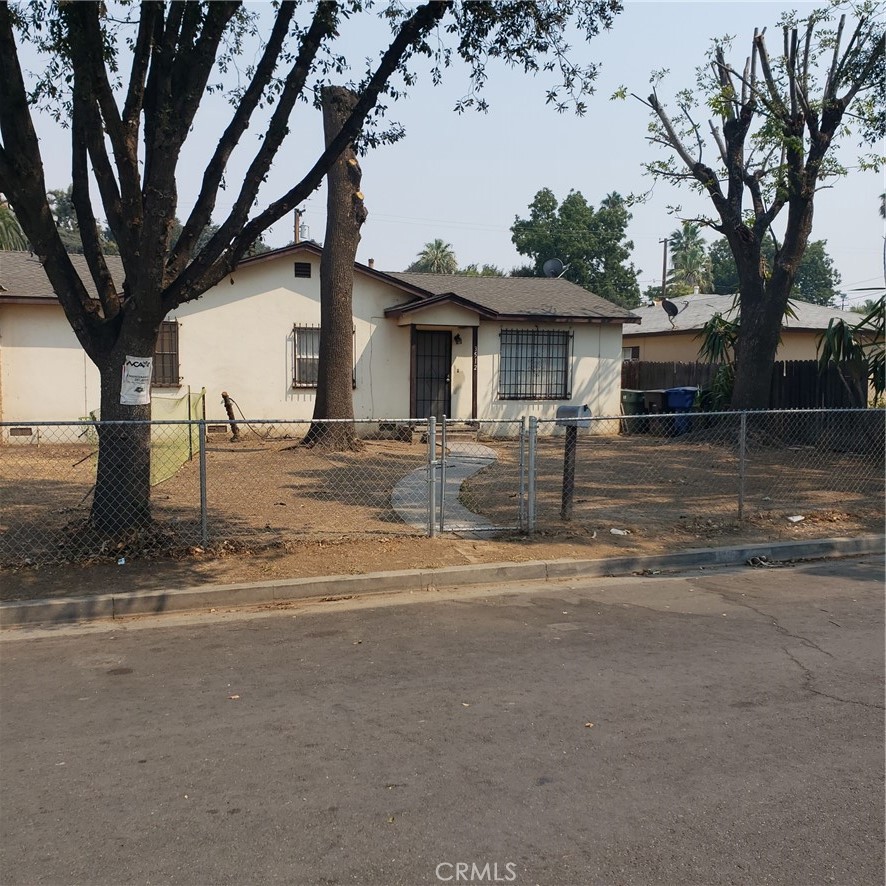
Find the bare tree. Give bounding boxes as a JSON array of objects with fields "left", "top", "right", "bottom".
[
  {"left": 634, "top": 4, "right": 883, "bottom": 408},
  {"left": 0, "top": 0, "right": 621, "bottom": 532}
]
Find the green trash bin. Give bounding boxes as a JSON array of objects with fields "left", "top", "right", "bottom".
[{"left": 620, "top": 389, "right": 646, "bottom": 434}]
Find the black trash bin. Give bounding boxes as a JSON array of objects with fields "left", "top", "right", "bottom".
[
  {"left": 665, "top": 386, "right": 698, "bottom": 435},
  {"left": 642, "top": 390, "right": 668, "bottom": 435},
  {"left": 620, "top": 390, "right": 646, "bottom": 434}
]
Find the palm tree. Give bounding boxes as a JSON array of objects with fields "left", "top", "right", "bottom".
[
  {"left": 0, "top": 196, "right": 27, "bottom": 251},
  {"left": 406, "top": 238, "right": 458, "bottom": 274},
  {"left": 668, "top": 221, "right": 711, "bottom": 293}
]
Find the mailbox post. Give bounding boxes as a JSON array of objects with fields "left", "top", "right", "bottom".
[{"left": 556, "top": 405, "right": 591, "bottom": 521}]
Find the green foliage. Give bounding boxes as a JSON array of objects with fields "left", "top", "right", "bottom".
[
  {"left": 851, "top": 298, "right": 884, "bottom": 315},
  {"left": 457, "top": 263, "right": 504, "bottom": 277},
  {"left": 709, "top": 237, "right": 842, "bottom": 306},
  {"left": 668, "top": 221, "right": 711, "bottom": 292},
  {"left": 406, "top": 239, "right": 458, "bottom": 274},
  {"left": 510, "top": 188, "right": 641, "bottom": 308},
  {"left": 695, "top": 302, "right": 740, "bottom": 408},
  {"left": 817, "top": 296, "right": 885, "bottom": 403},
  {"left": 0, "top": 197, "right": 27, "bottom": 250}
]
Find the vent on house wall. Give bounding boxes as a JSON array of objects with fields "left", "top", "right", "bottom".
[
  {"left": 294, "top": 262, "right": 312, "bottom": 278},
  {"left": 9, "top": 427, "right": 34, "bottom": 437},
  {"left": 207, "top": 425, "right": 229, "bottom": 434}
]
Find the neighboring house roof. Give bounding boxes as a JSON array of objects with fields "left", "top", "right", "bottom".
[
  {"left": 0, "top": 250, "right": 125, "bottom": 303},
  {"left": 385, "top": 272, "right": 640, "bottom": 323},
  {"left": 626, "top": 293, "right": 862, "bottom": 336}
]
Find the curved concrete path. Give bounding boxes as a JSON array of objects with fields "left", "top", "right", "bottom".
[{"left": 391, "top": 442, "right": 502, "bottom": 532}]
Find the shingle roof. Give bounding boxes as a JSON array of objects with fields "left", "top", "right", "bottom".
[
  {"left": 626, "top": 293, "right": 862, "bottom": 335},
  {"left": 0, "top": 250, "right": 125, "bottom": 300},
  {"left": 386, "top": 272, "right": 638, "bottom": 322}
]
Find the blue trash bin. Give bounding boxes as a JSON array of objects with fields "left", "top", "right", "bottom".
[{"left": 665, "top": 387, "right": 698, "bottom": 435}]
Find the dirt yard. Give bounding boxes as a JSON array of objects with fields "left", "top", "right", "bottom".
[{"left": 1, "top": 420, "right": 882, "bottom": 602}]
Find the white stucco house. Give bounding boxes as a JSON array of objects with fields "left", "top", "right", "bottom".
[{"left": 0, "top": 244, "right": 638, "bottom": 428}]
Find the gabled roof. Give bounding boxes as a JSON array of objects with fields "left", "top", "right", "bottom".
[
  {"left": 385, "top": 272, "right": 639, "bottom": 323},
  {"left": 626, "top": 293, "right": 863, "bottom": 336},
  {"left": 0, "top": 244, "right": 639, "bottom": 325},
  {"left": 0, "top": 251, "right": 125, "bottom": 303}
]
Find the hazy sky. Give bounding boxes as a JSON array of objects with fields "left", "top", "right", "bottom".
[{"left": 23, "top": 1, "right": 885, "bottom": 305}]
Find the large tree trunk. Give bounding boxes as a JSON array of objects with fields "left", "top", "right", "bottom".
[
  {"left": 90, "top": 322, "right": 157, "bottom": 532},
  {"left": 730, "top": 199, "right": 813, "bottom": 410},
  {"left": 303, "top": 86, "right": 368, "bottom": 450},
  {"left": 731, "top": 277, "right": 787, "bottom": 410}
]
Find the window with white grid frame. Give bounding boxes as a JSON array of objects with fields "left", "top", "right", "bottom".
[
  {"left": 498, "top": 329, "right": 572, "bottom": 400},
  {"left": 153, "top": 321, "right": 180, "bottom": 386},
  {"left": 292, "top": 324, "right": 357, "bottom": 388}
]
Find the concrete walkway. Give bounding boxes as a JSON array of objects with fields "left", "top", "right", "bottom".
[{"left": 391, "top": 441, "right": 502, "bottom": 532}]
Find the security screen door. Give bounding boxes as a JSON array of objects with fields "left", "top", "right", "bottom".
[{"left": 413, "top": 331, "right": 452, "bottom": 419}]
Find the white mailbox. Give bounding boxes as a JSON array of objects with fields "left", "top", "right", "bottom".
[{"left": 555, "top": 404, "right": 591, "bottom": 428}]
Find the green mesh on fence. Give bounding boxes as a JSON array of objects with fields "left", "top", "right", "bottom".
[{"left": 82, "top": 388, "right": 205, "bottom": 486}]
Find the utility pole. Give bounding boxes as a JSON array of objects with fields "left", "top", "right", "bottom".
[{"left": 659, "top": 237, "right": 669, "bottom": 301}]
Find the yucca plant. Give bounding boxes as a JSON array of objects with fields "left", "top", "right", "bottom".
[{"left": 818, "top": 296, "right": 885, "bottom": 405}]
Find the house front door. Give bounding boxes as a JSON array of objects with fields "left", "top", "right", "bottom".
[{"left": 412, "top": 330, "right": 452, "bottom": 419}]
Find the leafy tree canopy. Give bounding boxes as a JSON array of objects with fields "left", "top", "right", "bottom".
[
  {"left": 406, "top": 238, "right": 458, "bottom": 274},
  {"left": 457, "top": 263, "right": 505, "bottom": 277},
  {"left": 627, "top": 2, "right": 883, "bottom": 408},
  {"left": 510, "top": 188, "right": 641, "bottom": 308},
  {"left": 667, "top": 221, "right": 711, "bottom": 293},
  {"left": 710, "top": 237, "right": 842, "bottom": 306}
]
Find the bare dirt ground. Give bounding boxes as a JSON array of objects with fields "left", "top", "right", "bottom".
[{"left": 2, "top": 423, "right": 882, "bottom": 603}]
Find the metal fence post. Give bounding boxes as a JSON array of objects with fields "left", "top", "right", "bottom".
[
  {"left": 518, "top": 416, "right": 526, "bottom": 531},
  {"left": 427, "top": 416, "right": 437, "bottom": 538},
  {"left": 198, "top": 419, "right": 209, "bottom": 545},
  {"left": 439, "top": 415, "right": 447, "bottom": 533},
  {"left": 738, "top": 411, "right": 747, "bottom": 520},
  {"left": 527, "top": 416, "right": 538, "bottom": 534}
]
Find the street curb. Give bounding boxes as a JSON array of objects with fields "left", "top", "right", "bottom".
[{"left": 1, "top": 535, "right": 882, "bottom": 629}]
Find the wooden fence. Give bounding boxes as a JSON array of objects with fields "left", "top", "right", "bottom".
[{"left": 622, "top": 360, "right": 864, "bottom": 409}]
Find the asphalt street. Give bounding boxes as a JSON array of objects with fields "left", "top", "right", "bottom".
[{"left": 1, "top": 557, "right": 883, "bottom": 886}]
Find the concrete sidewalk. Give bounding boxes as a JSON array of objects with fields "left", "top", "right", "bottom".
[
  {"left": 391, "top": 442, "right": 501, "bottom": 532},
  {"left": 1, "top": 534, "right": 882, "bottom": 629}
]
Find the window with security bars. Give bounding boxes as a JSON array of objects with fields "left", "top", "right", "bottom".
[
  {"left": 498, "top": 329, "right": 572, "bottom": 400},
  {"left": 152, "top": 321, "right": 180, "bottom": 386},
  {"left": 292, "top": 324, "right": 356, "bottom": 388}
]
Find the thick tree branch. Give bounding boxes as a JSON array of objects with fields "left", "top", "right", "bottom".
[
  {"left": 168, "top": 2, "right": 240, "bottom": 145},
  {"left": 141, "top": 2, "right": 239, "bottom": 291},
  {"left": 647, "top": 92, "right": 697, "bottom": 170},
  {"left": 754, "top": 31, "right": 787, "bottom": 116},
  {"left": 167, "top": 0, "right": 298, "bottom": 279},
  {"left": 837, "top": 28, "right": 884, "bottom": 109},
  {"left": 122, "top": 2, "right": 161, "bottom": 132},
  {"left": 72, "top": 76, "right": 120, "bottom": 320},
  {"left": 0, "top": 4, "right": 102, "bottom": 357},
  {"left": 167, "top": 0, "right": 454, "bottom": 307},
  {"left": 63, "top": 4, "right": 144, "bottom": 238},
  {"left": 709, "top": 120, "right": 728, "bottom": 165},
  {"left": 143, "top": 2, "right": 186, "bottom": 187},
  {"left": 824, "top": 14, "right": 847, "bottom": 102}
]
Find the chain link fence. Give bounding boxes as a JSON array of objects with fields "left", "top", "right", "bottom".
[
  {"left": 0, "top": 417, "right": 525, "bottom": 565},
  {"left": 1, "top": 409, "right": 883, "bottom": 566},
  {"left": 528, "top": 408, "right": 884, "bottom": 537}
]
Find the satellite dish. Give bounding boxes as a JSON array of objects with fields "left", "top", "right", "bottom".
[{"left": 542, "top": 258, "right": 564, "bottom": 278}]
